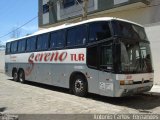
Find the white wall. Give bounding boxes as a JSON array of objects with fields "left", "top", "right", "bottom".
[
  {"left": 0, "top": 51, "right": 5, "bottom": 73},
  {"left": 145, "top": 23, "right": 160, "bottom": 85}
]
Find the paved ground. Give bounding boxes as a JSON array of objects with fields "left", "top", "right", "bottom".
[
  {"left": 0, "top": 50, "right": 160, "bottom": 115},
  {"left": 0, "top": 72, "right": 160, "bottom": 114},
  {"left": 0, "top": 51, "right": 4, "bottom": 73}
]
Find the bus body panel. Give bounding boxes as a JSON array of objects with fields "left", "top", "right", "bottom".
[
  {"left": 99, "top": 71, "right": 114, "bottom": 96},
  {"left": 5, "top": 57, "right": 153, "bottom": 97},
  {"left": 114, "top": 73, "right": 153, "bottom": 97}
]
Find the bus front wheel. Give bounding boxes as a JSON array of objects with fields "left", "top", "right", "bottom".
[
  {"left": 18, "top": 70, "right": 25, "bottom": 83},
  {"left": 72, "top": 75, "right": 88, "bottom": 97}
]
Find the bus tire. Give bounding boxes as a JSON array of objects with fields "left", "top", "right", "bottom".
[
  {"left": 72, "top": 75, "right": 88, "bottom": 97},
  {"left": 18, "top": 70, "right": 25, "bottom": 83},
  {"left": 13, "top": 69, "right": 18, "bottom": 82}
]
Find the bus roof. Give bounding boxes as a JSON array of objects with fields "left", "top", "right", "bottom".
[{"left": 6, "top": 17, "right": 143, "bottom": 43}]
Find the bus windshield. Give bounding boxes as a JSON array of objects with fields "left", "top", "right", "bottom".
[
  {"left": 111, "top": 20, "right": 153, "bottom": 73},
  {"left": 120, "top": 40, "right": 153, "bottom": 73},
  {"left": 112, "top": 20, "right": 148, "bottom": 41}
]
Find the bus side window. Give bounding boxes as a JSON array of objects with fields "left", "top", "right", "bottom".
[
  {"left": 26, "top": 37, "right": 36, "bottom": 52},
  {"left": 21, "top": 39, "right": 26, "bottom": 52},
  {"left": 50, "top": 30, "right": 65, "bottom": 49},
  {"left": 6, "top": 42, "right": 11, "bottom": 54},
  {"left": 100, "top": 44, "right": 113, "bottom": 70},
  {"left": 18, "top": 39, "right": 26, "bottom": 53},
  {"left": 89, "top": 22, "right": 111, "bottom": 42},
  {"left": 18, "top": 40, "right": 22, "bottom": 53},
  {"left": 67, "top": 28, "right": 76, "bottom": 47},
  {"left": 26, "top": 38, "right": 31, "bottom": 52},
  {"left": 67, "top": 25, "right": 87, "bottom": 47},
  {"left": 76, "top": 25, "right": 87, "bottom": 45},
  {"left": 11, "top": 41, "right": 18, "bottom": 54},
  {"left": 37, "top": 34, "right": 49, "bottom": 51},
  {"left": 87, "top": 46, "right": 98, "bottom": 68}
]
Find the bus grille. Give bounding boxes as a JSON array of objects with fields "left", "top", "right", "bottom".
[{"left": 133, "top": 80, "right": 150, "bottom": 84}]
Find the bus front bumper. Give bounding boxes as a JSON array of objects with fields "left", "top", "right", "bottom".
[{"left": 115, "top": 82, "right": 153, "bottom": 97}]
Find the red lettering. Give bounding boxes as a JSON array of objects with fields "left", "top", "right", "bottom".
[
  {"left": 59, "top": 52, "right": 67, "bottom": 61},
  {"left": 70, "top": 54, "right": 84, "bottom": 61},
  {"left": 28, "top": 51, "right": 68, "bottom": 63},
  {"left": 39, "top": 53, "right": 44, "bottom": 61},
  {"left": 70, "top": 54, "right": 78, "bottom": 61},
  {"left": 26, "top": 53, "right": 35, "bottom": 76},
  {"left": 44, "top": 53, "right": 51, "bottom": 61},
  {"left": 75, "top": 54, "right": 79, "bottom": 61},
  {"left": 126, "top": 75, "right": 132, "bottom": 79},
  {"left": 79, "top": 54, "right": 84, "bottom": 61},
  {"left": 71, "top": 54, "right": 74, "bottom": 61},
  {"left": 28, "top": 53, "right": 34, "bottom": 63},
  {"left": 35, "top": 53, "right": 41, "bottom": 61},
  {"left": 50, "top": 52, "right": 55, "bottom": 61},
  {"left": 54, "top": 52, "right": 59, "bottom": 61}
]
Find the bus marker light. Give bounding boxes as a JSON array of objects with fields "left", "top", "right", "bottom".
[
  {"left": 120, "top": 80, "right": 133, "bottom": 85},
  {"left": 120, "top": 80, "right": 125, "bottom": 85}
]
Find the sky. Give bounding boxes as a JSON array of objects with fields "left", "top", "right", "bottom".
[{"left": 0, "top": 0, "right": 38, "bottom": 44}]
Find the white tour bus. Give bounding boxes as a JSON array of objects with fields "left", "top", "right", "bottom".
[{"left": 5, "top": 17, "right": 154, "bottom": 97}]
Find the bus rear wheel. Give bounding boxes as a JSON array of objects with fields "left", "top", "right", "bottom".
[
  {"left": 18, "top": 70, "right": 25, "bottom": 83},
  {"left": 13, "top": 70, "right": 18, "bottom": 82},
  {"left": 72, "top": 75, "right": 88, "bottom": 97}
]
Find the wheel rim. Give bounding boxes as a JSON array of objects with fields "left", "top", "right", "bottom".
[
  {"left": 74, "top": 79, "right": 84, "bottom": 93},
  {"left": 19, "top": 73, "right": 23, "bottom": 82},
  {"left": 19, "top": 71, "right": 24, "bottom": 82},
  {"left": 13, "top": 72, "right": 18, "bottom": 81}
]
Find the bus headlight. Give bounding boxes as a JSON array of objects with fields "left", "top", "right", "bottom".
[{"left": 120, "top": 80, "right": 133, "bottom": 85}]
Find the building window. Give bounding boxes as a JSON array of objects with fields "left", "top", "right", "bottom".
[
  {"left": 63, "top": 0, "right": 75, "bottom": 8},
  {"left": 43, "top": 4, "right": 49, "bottom": 13}
]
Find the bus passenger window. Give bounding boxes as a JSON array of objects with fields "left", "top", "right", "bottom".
[
  {"left": 11, "top": 41, "right": 18, "bottom": 53},
  {"left": 37, "top": 34, "right": 49, "bottom": 51},
  {"left": 67, "top": 25, "right": 87, "bottom": 47},
  {"left": 67, "top": 28, "right": 76, "bottom": 47},
  {"left": 100, "top": 45, "right": 113, "bottom": 70},
  {"left": 87, "top": 46, "right": 98, "bottom": 68},
  {"left": 6, "top": 42, "right": 11, "bottom": 54},
  {"left": 26, "top": 37, "right": 36, "bottom": 52},
  {"left": 21, "top": 40, "right": 26, "bottom": 52},
  {"left": 50, "top": 30, "right": 65, "bottom": 49},
  {"left": 89, "top": 22, "right": 111, "bottom": 42},
  {"left": 76, "top": 25, "right": 87, "bottom": 45},
  {"left": 18, "top": 41, "right": 22, "bottom": 52},
  {"left": 18, "top": 39, "right": 26, "bottom": 53}
]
